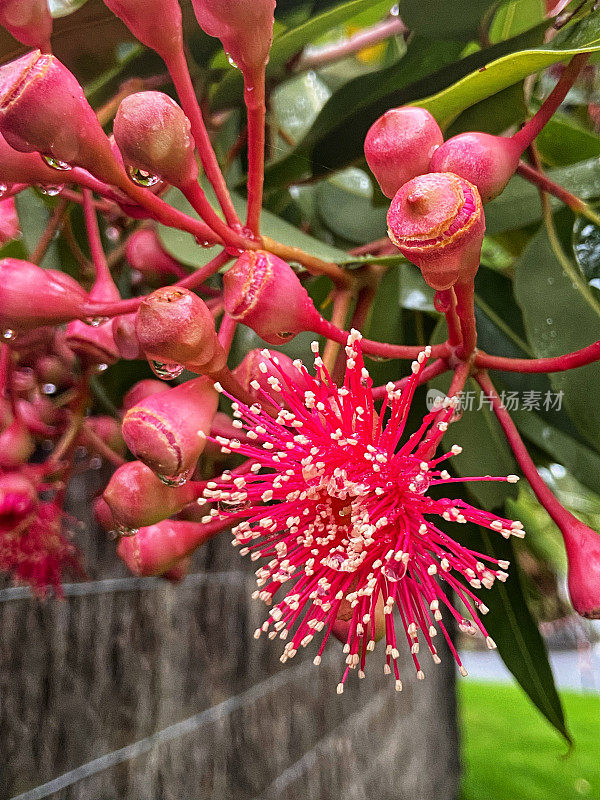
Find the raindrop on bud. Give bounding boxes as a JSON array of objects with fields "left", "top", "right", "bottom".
[
  {"left": 42, "top": 154, "right": 72, "bottom": 171},
  {"left": 3, "top": 329, "right": 15, "bottom": 340},
  {"left": 150, "top": 360, "right": 185, "bottom": 381},
  {"left": 156, "top": 469, "right": 191, "bottom": 487},
  {"left": 38, "top": 184, "right": 64, "bottom": 197},
  {"left": 127, "top": 166, "right": 160, "bottom": 187}
]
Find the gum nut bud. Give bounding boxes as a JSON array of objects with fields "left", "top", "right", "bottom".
[
  {"left": 0, "top": 417, "right": 35, "bottom": 468},
  {"left": 93, "top": 496, "right": 114, "bottom": 530},
  {"left": 125, "top": 228, "right": 186, "bottom": 283},
  {"left": 36, "top": 355, "right": 72, "bottom": 389},
  {"left": 161, "top": 555, "right": 192, "bottom": 583},
  {"left": 562, "top": 519, "right": 600, "bottom": 619},
  {"left": 429, "top": 132, "right": 522, "bottom": 204},
  {"left": 122, "top": 376, "right": 218, "bottom": 479},
  {"left": 112, "top": 314, "right": 141, "bottom": 361},
  {"left": 364, "top": 107, "right": 444, "bottom": 199},
  {"left": 117, "top": 517, "right": 224, "bottom": 576},
  {"left": 0, "top": 472, "right": 38, "bottom": 525},
  {"left": 387, "top": 173, "right": 485, "bottom": 291},
  {"left": 102, "top": 0, "right": 183, "bottom": 62},
  {"left": 0, "top": 196, "right": 19, "bottom": 245},
  {"left": 191, "top": 0, "right": 275, "bottom": 77},
  {"left": 65, "top": 319, "right": 120, "bottom": 366},
  {"left": 332, "top": 590, "right": 385, "bottom": 646},
  {"left": 233, "top": 348, "right": 311, "bottom": 400},
  {"left": 0, "top": 259, "right": 88, "bottom": 331},
  {"left": 0, "top": 52, "right": 119, "bottom": 181},
  {"left": 223, "top": 250, "right": 316, "bottom": 345},
  {"left": 123, "top": 379, "right": 168, "bottom": 411},
  {"left": 103, "top": 461, "right": 198, "bottom": 530},
  {"left": 136, "top": 287, "right": 226, "bottom": 374},
  {"left": 0, "top": 0, "right": 52, "bottom": 50},
  {"left": 86, "top": 416, "right": 126, "bottom": 456},
  {"left": 0, "top": 132, "right": 66, "bottom": 185},
  {"left": 114, "top": 92, "right": 198, "bottom": 187}
]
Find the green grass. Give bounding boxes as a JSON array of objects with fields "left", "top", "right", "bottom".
[{"left": 460, "top": 682, "right": 600, "bottom": 800}]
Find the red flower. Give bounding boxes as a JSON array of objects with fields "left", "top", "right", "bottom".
[{"left": 206, "top": 332, "right": 523, "bottom": 691}]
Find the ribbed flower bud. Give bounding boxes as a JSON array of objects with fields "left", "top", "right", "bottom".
[
  {"left": 0, "top": 0, "right": 52, "bottom": 51},
  {"left": 103, "top": 460, "right": 199, "bottom": 531},
  {"left": 223, "top": 250, "right": 317, "bottom": 344},
  {"left": 117, "top": 517, "right": 225, "bottom": 576},
  {"left": 102, "top": 0, "right": 183, "bottom": 63},
  {"left": 364, "top": 106, "right": 443, "bottom": 199},
  {"left": 0, "top": 52, "right": 119, "bottom": 181},
  {"left": 191, "top": 0, "right": 275, "bottom": 78},
  {"left": 114, "top": 92, "right": 198, "bottom": 188},
  {"left": 122, "top": 376, "right": 218, "bottom": 483},
  {"left": 136, "top": 286, "right": 226, "bottom": 375},
  {"left": 0, "top": 259, "right": 88, "bottom": 331},
  {"left": 387, "top": 173, "right": 485, "bottom": 291}
]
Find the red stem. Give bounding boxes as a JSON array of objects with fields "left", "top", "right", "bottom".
[
  {"left": 166, "top": 50, "right": 239, "bottom": 227},
  {"left": 476, "top": 370, "right": 577, "bottom": 529},
  {"left": 177, "top": 250, "right": 231, "bottom": 291},
  {"left": 511, "top": 53, "right": 589, "bottom": 152},
  {"left": 181, "top": 180, "right": 250, "bottom": 250},
  {"left": 316, "top": 315, "right": 450, "bottom": 360},
  {"left": 82, "top": 189, "right": 112, "bottom": 287},
  {"left": 245, "top": 70, "right": 267, "bottom": 234},
  {"left": 218, "top": 314, "right": 237, "bottom": 355},
  {"left": 476, "top": 340, "right": 600, "bottom": 372},
  {"left": 453, "top": 280, "right": 477, "bottom": 357}
]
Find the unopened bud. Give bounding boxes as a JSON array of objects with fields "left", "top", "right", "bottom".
[
  {"left": 0, "top": 0, "right": 52, "bottom": 50},
  {"left": 0, "top": 196, "right": 19, "bottom": 245},
  {"left": 125, "top": 228, "right": 186, "bottom": 283},
  {"left": 562, "top": 518, "right": 600, "bottom": 620},
  {"left": 102, "top": 0, "right": 183, "bottom": 63},
  {"left": 123, "top": 379, "right": 168, "bottom": 411}
]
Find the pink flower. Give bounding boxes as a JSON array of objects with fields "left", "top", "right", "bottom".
[
  {"left": 0, "top": 485, "right": 82, "bottom": 596},
  {"left": 206, "top": 332, "right": 524, "bottom": 691}
]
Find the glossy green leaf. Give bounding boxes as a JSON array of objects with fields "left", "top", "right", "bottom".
[
  {"left": 514, "top": 225, "right": 600, "bottom": 451},
  {"left": 157, "top": 187, "right": 349, "bottom": 269},
  {"left": 489, "top": 0, "right": 546, "bottom": 42},
  {"left": 400, "top": 0, "right": 500, "bottom": 39},
  {"left": 211, "top": 0, "right": 391, "bottom": 109},
  {"left": 485, "top": 157, "right": 600, "bottom": 234},
  {"left": 535, "top": 113, "right": 600, "bottom": 166},
  {"left": 458, "top": 523, "right": 570, "bottom": 742},
  {"left": 315, "top": 168, "right": 388, "bottom": 244}
]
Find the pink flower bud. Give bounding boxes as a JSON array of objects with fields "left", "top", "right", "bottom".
[
  {"left": 123, "top": 379, "right": 168, "bottom": 411},
  {"left": 387, "top": 173, "right": 485, "bottom": 291},
  {"left": 223, "top": 250, "right": 317, "bottom": 344},
  {"left": 93, "top": 496, "right": 114, "bottom": 530},
  {"left": 136, "top": 286, "right": 226, "bottom": 375},
  {"left": 125, "top": 228, "right": 187, "bottom": 283},
  {"left": 562, "top": 519, "right": 600, "bottom": 619},
  {"left": 103, "top": 460, "right": 199, "bottom": 530},
  {"left": 161, "top": 556, "right": 191, "bottom": 583},
  {"left": 0, "top": 417, "right": 35, "bottom": 468},
  {"left": 102, "top": 0, "right": 183, "bottom": 62},
  {"left": 85, "top": 416, "right": 126, "bottom": 456},
  {"left": 331, "top": 590, "right": 385, "bottom": 646},
  {"left": 233, "top": 348, "right": 311, "bottom": 400},
  {"left": 114, "top": 92, "right": 198, "bottom": 187},
  {"left": 0, "top": 131, "right": 66, "bottom": 184},
  {"left": 364, "top": 106, "right": 443, "bottom": 199},
  {"left": 0, "top": 196, "right": 19, "bottom": 244},
  {"left": 0, "top": 472, "right": 38, "bottom": 531},
  {"left": 191, "top": 0, "right": 275, "bottom": 78},
  {"left": 429, "top": 132, "right": 522, "bottom": 204},
  {"left": 0, "top": 52, "right": 119, "bottom": 180},
  {"left": 112, "top": 313, "right": 141, "bottom": 361},
  {"left": 0, "top": 259, "right": 88, "bottom": 331},
  {"left": 0, "top": 0, "right": 52, "bottom": 50},
  {"left": 117, "top": 517, "right": 225, "bottom": 576},
  {"left": 122, "top": 376, "right": 218, "bottom": 482},
  {"left": 36, "top": 354, "right": 73, "bottom": 390}
]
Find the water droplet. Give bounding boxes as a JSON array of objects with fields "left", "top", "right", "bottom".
[
  {"left": 390, "top": 3, "right": 400, "bottom": 15},
  {"left": 458, "top": 618, "right": 476, "bottom": 635},
  {"left": 327, "top": 551, "right": 348, "bottom": 571},
  {"left": 0, "top": 183, "right": 8, "bottom": 198},
  {"left": 39, "top": 184, "right": 64, "bottom": 197},
  {"left": 42, "top": 383, "right": 57, "bottom": 395},
  {"left": 115, "top": 524, "right": 139, "bottom": 537},
  {"left": 278, "top": 331, "right": 294, "bottom": 340},
  {"left": 226, "top": 53, "right": 239, "bottom": 69},
  {"left": 150, "top": 360, "right": 184, "bottom": 381},
  {"left": 383, "top": 560, "right": 407, "bottom": 582},
  {"left": 573, "top": 215, "right": 600, "bottom": 290},
  {"left": 106, "top": 225, "right": 120, "bottom": 242},
  {"left": 84, "top": 316, "right": 109, "bottom": 327},
  {"left": 42, "top": 154, "right": 72, "bottom": 171},
  {"left": 546, "top": 317, "right": 553, "bottom": 325},
  {"left": 95, "top": 363, "right": 109, "bottom": 373},
  {"left": 127, "top": 166, "right": 160, "bottom": 187},
  {"left": 195, "top": 237, "right": 212, "bottom": 247},
  {"left": 3, "top": 329, "right": 15, "bottom": 340},
  {"left": 157, "top": 470, "right": 191, "bottom": 487},
  {"left": 218, "top": 498, "right": 252, "bottom": 513}
]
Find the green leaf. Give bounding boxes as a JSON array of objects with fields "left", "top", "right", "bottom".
[
  {"left": 211, "top": 0, "right": 391, "bottom": 109},
  {"left": 48, "top": 0, "right": 89, "bottom": 17},
  {"left": 315, "top": 168, "right": 388, "bottom": 244},
  {"left": 489, "top": 0, "right": 546, "bottom": 43},
  {"left": 535, "top": 113, "right": 600, "bottom": 167},
  {"left": 485, "top": 158, "right": 600, "bottom": 234},
  {"left": 514, "top": 225, "right": 600, "bottom": 451},
  {"left": 157, "top": 187, "right": 349, "bottom": 269},
  {"left": 400, "top": 0, "right": 500, "bottom": 39},
  {"left": 459, "top": 523, "right": 570, "bottom": 742}
]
